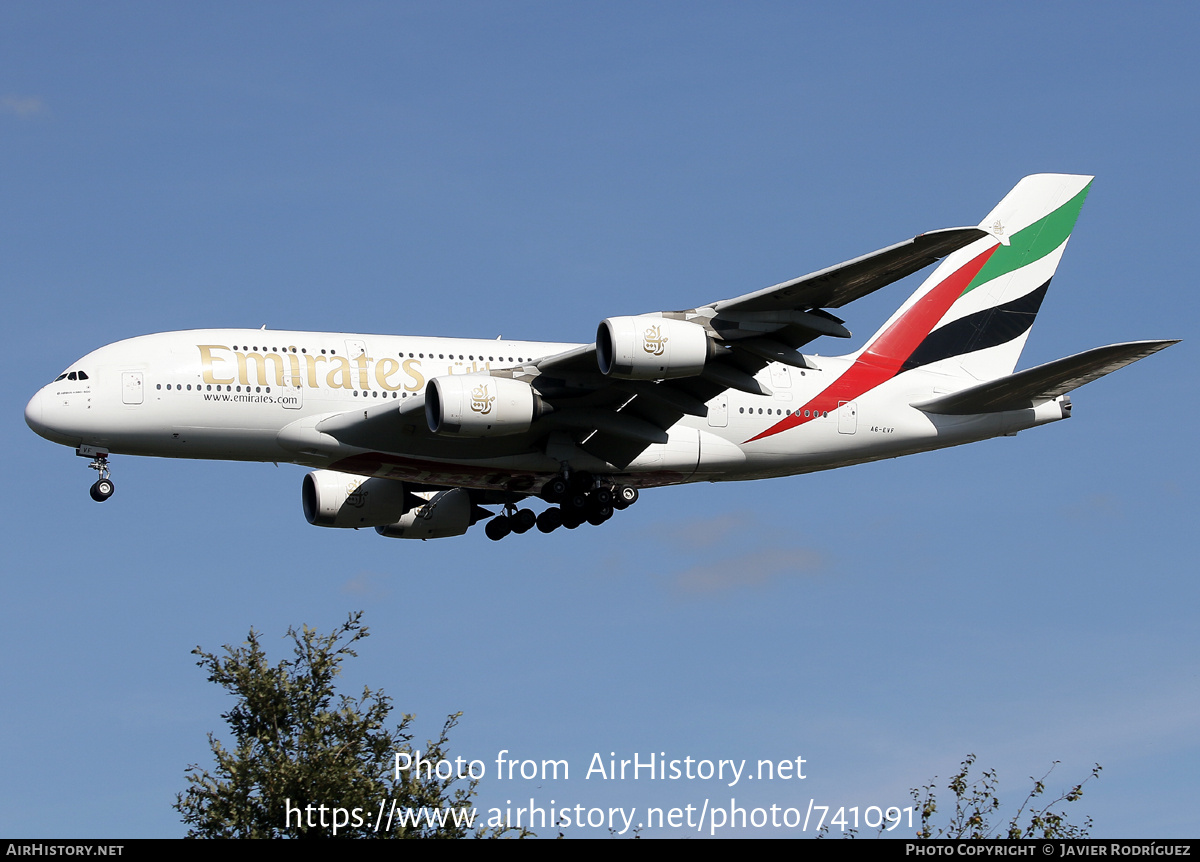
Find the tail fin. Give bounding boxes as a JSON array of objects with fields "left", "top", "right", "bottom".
[{"left": 856, "top": 174, "right": 1093, "bottom": 382}]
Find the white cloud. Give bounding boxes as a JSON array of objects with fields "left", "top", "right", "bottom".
[
  {"left": 672, "top": 546, "right": 825, "bottom": 595},
  {"left": 648, "top": 512, "right": 749, "bottom": 551},
  {"left": 0, "top": 96, "right": 46, "bottom": 116},
  {"left": 1061, "top": 493, "right": 1122, "bottom": 521},
  {"left": 341, "top": 571, "right": 390, "bottom": 600}
]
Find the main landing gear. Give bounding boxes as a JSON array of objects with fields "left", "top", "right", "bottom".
[
  {"left": 83, "top": 451, "right": 114, "bottom": 502},
  {"left": 484, "top": 503, "right": 537, "bottom": 541},
  {"left": 484, "top": 471, "right": 640, "bottom": 541}
]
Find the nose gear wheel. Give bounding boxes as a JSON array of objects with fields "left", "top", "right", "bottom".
[{"left": 86, "top": 454, "right": 114, "bottom": 502}]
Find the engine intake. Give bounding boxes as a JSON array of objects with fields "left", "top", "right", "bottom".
[
  {"left": 302, "top": 470, "right": 411, "bottom": 528},
  {"left": 597, "top": 316, "right": 712, "bottom": 379}
]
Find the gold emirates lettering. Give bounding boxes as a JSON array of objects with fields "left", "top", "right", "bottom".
[{"left": 197, "top": 345, "right": 439, "bottom": 392}]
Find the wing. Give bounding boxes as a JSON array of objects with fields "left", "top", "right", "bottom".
[
  {"left": 531, "top": 227, "right": 988, "bottom": 468},
  {"left": 304, "top": 227, "right": 987, "bottom": 475},
  {"left": 537, "top": 227, "right": 986, "bottom": 375},
  {"left": 709, "top": 227, "right": 990, "bottom": 314}
]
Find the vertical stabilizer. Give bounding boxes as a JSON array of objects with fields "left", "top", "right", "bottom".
[{"left": 856, "top": 173, "right": 1093, "bottom": 382}]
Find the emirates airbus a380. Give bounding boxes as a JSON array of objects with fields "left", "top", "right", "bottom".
[{"left": 25, "top": 174, "right": 1176, "bottom": 540}]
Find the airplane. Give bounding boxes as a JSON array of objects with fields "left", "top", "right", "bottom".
[{"left": 25, "top": 173, "right": 1177, "bottom": 541}]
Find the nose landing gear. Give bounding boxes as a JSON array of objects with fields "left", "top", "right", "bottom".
[
  {"left": 90, "top": 478, "right": 114, "bottom": 502},
  {"left": 80, "top": 447, "right": 114, "bottom": 502}
]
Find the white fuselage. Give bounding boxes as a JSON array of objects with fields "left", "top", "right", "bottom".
[{"left": 25, "top": 329, "right": 1067, "bottom": 493}]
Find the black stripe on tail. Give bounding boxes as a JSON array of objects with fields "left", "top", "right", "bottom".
[{"left": 900, "top": 279, "right": 1050, "bottom": 373}]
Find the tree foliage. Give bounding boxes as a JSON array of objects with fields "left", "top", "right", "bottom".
[
  {"left": 911, "top": 753, "right": 1102, "bottom": 839},
  {"left": 175, "top": 611, "right": 500, "bottom": 838}
]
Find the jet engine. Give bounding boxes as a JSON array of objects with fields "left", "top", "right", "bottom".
[
  {"left": 375, "top": 488, "right": 475, "bottom": 539},
  {"left": 425, "top": 375, "right": 547, "bottom": 437},
  {"left": 302, "top": 470, "right": 411, "bottom": 528},
  {"left": 596, "top": 316, "right": 713, "bottom": 379}
]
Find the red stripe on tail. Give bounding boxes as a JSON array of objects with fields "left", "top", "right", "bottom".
[{"left": 745, "top": 243, "right": 998, "bottom": 443}]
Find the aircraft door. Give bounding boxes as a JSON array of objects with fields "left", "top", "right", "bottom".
[
  {"left": 121, "top": 372, "right": 144, "bottom": 405},
  {"left": 707, "top": 393, "right": 728, "bottom": 428},
  {"left": 282, "top": 367, "right": 303, "bottom": 409},
  {"left": 837, "top": 400, "right": 857, "bottom": 434}
]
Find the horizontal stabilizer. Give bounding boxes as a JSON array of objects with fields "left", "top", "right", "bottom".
[{"left": 913, "top": 339, "right": 1178, "bottom": 415}]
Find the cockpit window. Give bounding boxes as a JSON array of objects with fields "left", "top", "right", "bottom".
[
  {"left": 54, "top": 373, "right": 68, "bottom": 382},
  {"left": 68, "top": 372, "right": 78, "bottom": 380},
  {"left": 77, "top": 371, "right": 89, "bottom": 380}
]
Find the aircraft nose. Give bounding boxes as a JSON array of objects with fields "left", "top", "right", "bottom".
[
  {"left": 24, "top": 385, "right": 81, "bottom": 446},
  {"left": 25, "top": 384, "right": 83, "bottom": 446},
  {"left": 25, "top": 387, "right": 48, "bottom": 438}
]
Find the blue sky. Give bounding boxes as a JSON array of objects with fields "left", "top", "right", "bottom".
[{"left": 3, "top": 2, "right": 1196, "bottom": 837}]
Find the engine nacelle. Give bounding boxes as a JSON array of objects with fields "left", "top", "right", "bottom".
[
  {"left": 596, "top": 316, "right": 712, "bottom": 379},
  {"left": 425, "top": 375, "right": 545, "bottom": 437},
  {"left": 375, "top": 488, "right": 474, "bottom": 539},
  {"left": 302, "top": 470, "right": 411, "bottom": 528}
]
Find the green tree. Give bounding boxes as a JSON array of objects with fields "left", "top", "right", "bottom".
[
  {"left": 911, "top": 754, "right": 1102, "bottom": 839},
  {"left": 175, "top": 611, "right": 506, "bottom": 838}
]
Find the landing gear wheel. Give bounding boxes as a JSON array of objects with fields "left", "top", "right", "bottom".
[
  {"left": 536, "top": 507, "right": 563, "bottom": 533},
  {"left": 586, "top": 505, "right": 613, "bottom": 526},
  {"left": 541, "top": 477, "right": 568, "bottom": 504},
  {"left": 613, "top": 484, "right": 638, "bottom": 509},
  {"left": 85, "top": 452, "right": 113, "bottom": 502},
  {"left": 562, "top": 509, "right": 585, "bottom": 529},
  {"left": 511, "top": 508, "right": 537, "bottom": 534},
  {"left": 568, "top": 470, "right": 595, "bottom": 494},
  {"left": 564, "top": 492, "right": 589, "bottom": 513},
  {"left": 484, "top": 515, "right": 511, "bottom": 541},
  {"left": 585, "top": 492, "right": 613, "bottom": 521},
  {"left": 89, "top": 478, "right": 114, "bottom": 503}
]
